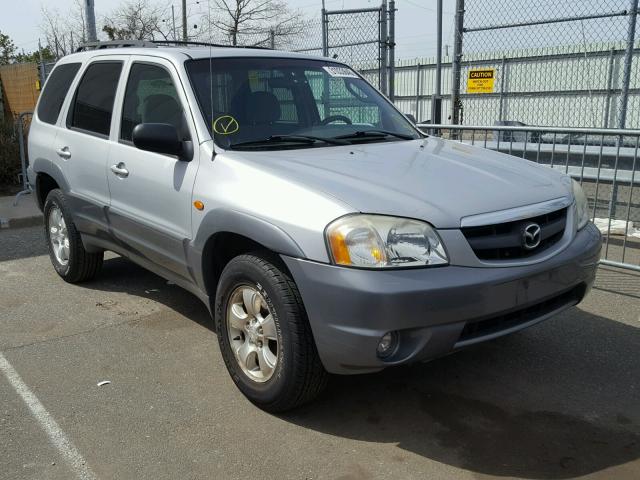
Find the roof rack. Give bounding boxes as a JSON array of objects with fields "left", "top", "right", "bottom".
[
  {"left": 76, "top": 40, "right": 272, "bottom": 52},
  {"left": 76, "top": 40, "right": 155, "bottom": 51},
  {"left": 152, "top": 40, "right": 271, "bottom": 50}
]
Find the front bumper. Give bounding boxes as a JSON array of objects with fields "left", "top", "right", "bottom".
[{"left": 281, "top": 222, "right": 602, "bottom": 374}]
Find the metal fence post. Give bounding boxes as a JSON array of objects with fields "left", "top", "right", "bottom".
[
  {"left": 388, "top": 0, "right": 396, "bottom": 102},
  {"left": 415, "top": 63, "right": 422, "bottom": 121},
  {"left": 13, "top": 112, "right": 34, "bottom": 206},
  {"left": 37, "top": 39, "right": 46, "bottom": 85},
  {"left": 321, "top": 2, "right": 330, "bottom": 119},
  {"left": 432, "top": 0, "right": 443, "bottom": 124},
  {"left": 604, "top": 47, "right": 616, "bottom": 128},
  {"left": 617, "top": 0, "right": 638, "bottom": 129},
  {"left": 380, "top": 0, "right": 389, "bottom": 95},
  {"left": 321, "top": 1, "right": 329, "bottom": 57},
  {"left": 498, "top": 56, "right": 507, "bottom": 121},
  {"left": 451, "top": 0, "right": 465, "bottom": 126}
]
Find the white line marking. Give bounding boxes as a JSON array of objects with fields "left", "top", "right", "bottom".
[{"left": 0, "top": 352, "right": 97, "bottom": 480}]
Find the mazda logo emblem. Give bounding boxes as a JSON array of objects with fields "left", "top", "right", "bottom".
[{"left": 522, "top": 223, "right": 542, "bottom": 250}]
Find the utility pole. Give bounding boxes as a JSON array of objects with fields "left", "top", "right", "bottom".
[
  {"left": 182, "top": 0, "right": 188, "bottom": 41},
  {"left": 450, "top": 0, "right": 465, "bottom": 126},
  {"left": 431, "top": 0, "right": 443, "bottom": 124},
  {"left": 84, "top": 0, "right": 97, "bottom": 42}
]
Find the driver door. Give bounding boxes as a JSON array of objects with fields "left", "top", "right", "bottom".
[{"left": 107, "top": 57, "right": 199, "bottom": 280}]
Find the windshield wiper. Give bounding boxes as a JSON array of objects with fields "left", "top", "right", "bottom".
[
  {"left": 333, "top": 130, "right": 415, "bottom": 141},
  {"left": 229, "top": 134, "right": 348, "bottom": 149}
]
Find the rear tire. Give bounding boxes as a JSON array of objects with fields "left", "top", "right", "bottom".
[
  {"left": 215, "top": 252, "right": 328, "bottom": 412},
  {"left": 44, "top": 189, "right": 103, "bottom": 283}
]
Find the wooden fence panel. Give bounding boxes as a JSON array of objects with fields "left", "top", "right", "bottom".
[{"left": 0, "top": 63, "right": 40, "bottom": 117}]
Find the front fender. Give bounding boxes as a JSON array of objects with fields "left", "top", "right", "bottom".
[{"left": 189, "top": 208, "right": 306, "bottom": 291}]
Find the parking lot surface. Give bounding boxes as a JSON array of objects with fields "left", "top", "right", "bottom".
[{"left": 1, "top": 226, "right": 639, "bottom": 480}]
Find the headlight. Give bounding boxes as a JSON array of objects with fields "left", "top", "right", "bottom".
[
  {"left": 326, "top": 214, "right": 448, "bottom": 268},
  {"left": 572, "top": 180, "right": 589, "bottom": 230}
]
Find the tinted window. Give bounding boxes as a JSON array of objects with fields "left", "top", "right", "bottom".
[
  {"left": 36, "top": 63, "right": 81, "bottom": 125},
  {"left": 68, "top": 62, "right": 123, "bottom": 136},
  {"left": 121, "top": 63, "right": 189, "bottom": 142}
]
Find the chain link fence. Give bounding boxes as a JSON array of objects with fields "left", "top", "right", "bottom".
[{"left": 451, "top": 0, "right": 639, "bottom": 128}]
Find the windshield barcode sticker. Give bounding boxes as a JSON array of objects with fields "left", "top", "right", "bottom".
[{"left": 323, "top": 66, "right": 359, "bottom": 78}]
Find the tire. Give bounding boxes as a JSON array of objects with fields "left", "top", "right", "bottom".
[
  {"left": 215, "top": 252, "right": 328, "bottom": 412},
  {"left": 43, "top": 189, "right": 103, "bottom": 283}
]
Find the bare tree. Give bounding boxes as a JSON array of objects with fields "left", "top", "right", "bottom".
[
  {"left": 40, "top": 0, "right": 87, "bottom": 57},
  {"left": 206, "top": 0, "right": 304, "bottom": 46},
  {"left": 102, "top": 0, "right": 172, "bottom": 41}
]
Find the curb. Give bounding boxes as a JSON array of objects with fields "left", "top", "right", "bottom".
[{"left": 0, "top": 215, "right": 43, "bottom": 230}]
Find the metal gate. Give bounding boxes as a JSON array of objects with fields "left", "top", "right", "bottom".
[{"left": 289, "top": 2, "right": 396, "bottom": 98}]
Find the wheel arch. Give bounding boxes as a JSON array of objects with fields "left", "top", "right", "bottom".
[
  {"left": 33, "top": 158, "right": 69, "bottom": 211},
  {"left": 194, "top": 209, "right": 306, "bottom": 301}
]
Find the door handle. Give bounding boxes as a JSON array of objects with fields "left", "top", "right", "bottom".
[
  {"left": 110, "top": 162, "right": 129, "bottom": 178},
  {"left": 56, "top": 147, "right": 71, "bottom": 159}
]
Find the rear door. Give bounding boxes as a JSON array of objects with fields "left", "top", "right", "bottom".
[
  {"left": 54, "top": 57, "right": 127, "bottom": 234},
  {"left": 29, "top": 62, "right": 82, "bottom": 197},
  {"left": 106, "top": 57, "right": 199, "bottom": 280}
]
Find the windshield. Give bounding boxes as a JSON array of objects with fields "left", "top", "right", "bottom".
[{"left": 185, "top": 57, "right": 421, "bottom": 150}]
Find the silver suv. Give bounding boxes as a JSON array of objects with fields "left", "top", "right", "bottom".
[{"left": 28, "top": 42, "right": 602, "bottom": 411}]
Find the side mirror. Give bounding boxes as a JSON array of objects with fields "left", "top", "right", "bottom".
[
  {"left": 132, "top": 123, "right": 192, "bottom": 161},
  {"left": 405, "top": 113, "right": 417, "bottom": 124}
]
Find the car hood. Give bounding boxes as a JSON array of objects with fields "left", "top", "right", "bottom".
[{"left": 224, "top": 137, "right": 572, "bottom": 228}]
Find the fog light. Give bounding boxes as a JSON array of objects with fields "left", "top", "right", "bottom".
[{"left": 377, "top": 331, "right": 398, "bottom": 358}]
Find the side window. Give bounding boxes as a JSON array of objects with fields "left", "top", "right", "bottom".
[
  {"left": 36, "top": 63, "right": 81, "bottom": 125},
  {"left": 121, "top": 63, "right": 190, "bottom": 142},
  {"left": 68, "top": 61, "right": 123, "bottom": 136}
]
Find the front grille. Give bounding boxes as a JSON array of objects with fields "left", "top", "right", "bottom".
[
  {"left": 462, "top": 207, "right": 567, "bottom": 260},
  {"left": 457, "top": 284, "right": 585, "bottom": 344}
]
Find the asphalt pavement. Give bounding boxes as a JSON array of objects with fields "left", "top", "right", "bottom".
[{"left": 1, "top": 226, "right": 639, "bottom": 480}]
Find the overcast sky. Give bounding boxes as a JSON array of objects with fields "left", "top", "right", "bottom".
[{"left": 2, "top": 0, "right": 456, "bottom": 60}]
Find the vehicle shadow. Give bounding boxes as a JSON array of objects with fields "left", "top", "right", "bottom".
[
  {"left": 81, "top": 256, "right": 639, "bottom": 479},
  {"left": 82, "top": 255, "right": 215, "bottom": 331},
  {"left": 282, "top": 307, "right": 640, "bottom": 479}
]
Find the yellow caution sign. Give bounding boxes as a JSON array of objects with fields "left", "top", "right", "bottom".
[{"left": 467, "top": 69, "right": 495, "bottom": 94}]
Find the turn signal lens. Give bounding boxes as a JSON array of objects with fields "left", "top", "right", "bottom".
[{"left": 193, "top": 200, "right": 205, "bottom": 211}]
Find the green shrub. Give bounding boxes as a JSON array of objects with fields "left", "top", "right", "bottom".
[{"left": 0, "top": 117, "right": 22, "bottom": 187}]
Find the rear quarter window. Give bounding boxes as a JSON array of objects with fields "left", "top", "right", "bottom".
[{"left": 36, "top": 63, "right": 81, "bottom": 125}]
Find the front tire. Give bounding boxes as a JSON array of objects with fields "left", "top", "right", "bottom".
[
  {"left": 215, "top": 253, "right": 327, "bottom": 412},
  {"left": 44, "top": 189, "right": 103, "bottom": 283}
]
